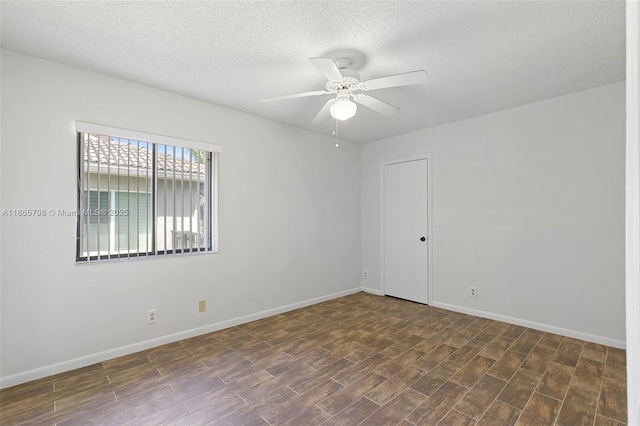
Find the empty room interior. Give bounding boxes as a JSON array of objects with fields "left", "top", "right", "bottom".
[{"left": 1, "top": 1, "right": 639, "bottom": 425}]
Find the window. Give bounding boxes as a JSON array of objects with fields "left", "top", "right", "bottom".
[
  {"left": 83, "top": 190, "right": 151, "bottom": 255},
  {"left": 75, "top": 122, "right": 220, "bottom": 262}
]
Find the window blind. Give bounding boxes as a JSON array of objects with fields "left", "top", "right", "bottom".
[{"left": 76, "top": 123, "right": 218, "bottom": 262}]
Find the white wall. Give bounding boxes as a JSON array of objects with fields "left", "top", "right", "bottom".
[
  {"left": 0, "top": 48, "right": 627, "bottom": 388},
  {"left": 0, "top": 50, "right": 361, "bottom": 386},
  {"left": 362, "top": 82, "right": 626, "bottom": 346}
]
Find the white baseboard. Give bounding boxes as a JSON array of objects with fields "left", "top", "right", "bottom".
[
  {"left": 431, "top": 301, "right": 626, "bottom": 349},
  {"left": 361, "top": 286, "right": 383, "bottom": 296},
  {"left": 2, "top": 288, "right": 625, "bottom": 389},
  {"left": 0, "top": 287, "right": 362, "bottom": 389}
]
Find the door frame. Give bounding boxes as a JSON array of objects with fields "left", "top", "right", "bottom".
[
  {"left": 380, "top": 154, "right": 433, "bottom": 305},
  {"left": 626, "top": 1, "right": 640, "bottom": 423}
]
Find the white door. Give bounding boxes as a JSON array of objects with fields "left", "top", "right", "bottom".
[{"left": 383, "top": 159, "right": 429, "bottom": 304}]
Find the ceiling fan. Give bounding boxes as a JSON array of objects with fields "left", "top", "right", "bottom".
[{"left": 261, "top": 57, "right": 428, "bottom": 124}]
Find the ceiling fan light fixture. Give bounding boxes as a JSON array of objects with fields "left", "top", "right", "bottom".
[
  {"left": 330, "top": 98, "right": 357, "bottom": 121},
  {"left": 264, "top": 57, "right": 428, "bottom": 125}
]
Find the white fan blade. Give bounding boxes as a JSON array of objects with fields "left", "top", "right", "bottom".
[
  {"left": 261, "top": 90, "right": 330, "bottom": 102},
  {"left": 312, "top": 98, "right": 336, "bottom": 124},
  {"left": 309, "top": 57, "right": 344, "bottom": 82},
  {"left": 353, "top": 94, "right": 399, "bottom": 116},
  {"left": 363, "top": 70, "right": 428, "bottom": 91}
]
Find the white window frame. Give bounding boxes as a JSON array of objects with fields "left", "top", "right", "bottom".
[{"left": 75, "top": 121, "right": 220, "bottom": 262}]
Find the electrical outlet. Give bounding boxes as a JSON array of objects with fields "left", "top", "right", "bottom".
[
  {"left": 147, "top": 309, "right": 157, "bottom": 324},
  {"left": 363, "top": 270, "right": 368, "bottom": 279},
  {"left": 469, "top": 287, "right": 477, "bottom": 298},
  {"left": 199, "top": 300, "right": 206, "bottom": 312}
]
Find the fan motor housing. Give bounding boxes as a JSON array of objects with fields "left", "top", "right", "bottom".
[{"left": 326, "top": 69, "right": 363, "bottom": 92}]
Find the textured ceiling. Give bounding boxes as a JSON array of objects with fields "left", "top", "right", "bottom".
[{"left": 0, "top": 1, "right": 625, "bottom": 144}]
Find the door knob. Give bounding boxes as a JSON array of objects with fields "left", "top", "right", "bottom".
[{"left": 420, "top": 237, "right": 426, "bottom": 242}]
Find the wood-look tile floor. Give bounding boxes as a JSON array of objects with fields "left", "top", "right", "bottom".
[{"left": 0, "top": 292, "right": 627, "bottom": 425}]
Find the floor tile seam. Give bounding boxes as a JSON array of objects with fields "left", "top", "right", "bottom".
[
  {"left": 569, "top": 376, "right": 603, "bottom": 394},
  {"left": 517, "top": 388, "right": 557, "bottom": 425},
  {"left": 596, "top": 412, "right": 628, "bottom": 425},
  {"left": 566, "top": 369, "right": 600, "bottom": 401},
  {"left": 510, "top": 350, "right": 529, "bottom": 375},
  {"left": 552, "top": 366, "right": 579, "bottom": 426},
  {"left": 51, "top": 391, "right": 120, "bottom": 419},
  {"left": 554, "top": 376, "right": 600, "bottom": 425},
  {"left": 510, "top": 347, "right": 536, "bottom": 356},
  {"left": 593, "top": 350, "right": 612, "bottom": 426},
  {"left": 167, "top": 408, "right": 200, "bottom": 426},
  {"left": 361, "top": 394, "right": 382, "bottom": 408},
  {"left": 447, "top": 366, "right": 485, "bottom": 390},
  {"left": 330, "top": 370, "right": 364, "bottom": 388},
  {"left": 256, "top": 414, "right": 274, "bottom": 426},
  {"left": 52, "top": 387, "right": 119, "bottom": 406},
  {"left": 440, "top": 407, "right": 472, "bottom": 424},
  {"left": 489, "top": 393, "right": 524, "bottom": 417},
  {"left": 578, "top": 348, "right": 606, "bottom": 364},
  {"left": 0, "top": 401, "right": 54, "bottom": 422},
  {"left": 178, "top": 336, "right": 219, "bottom": 349},
  {"left": 124, "top": 401, "right": 190, "bottom": 425},
  {"left": 575, "top": 350, "right": 605, "bottom": 367},
  {"left": 602, "top": 346, "right": 626, "bottom": 379},
  {"left": 519, "top": 359, "right": 551, "bottom": 377},
  {"left": 353, "top": 399, "right": 386, "bottom": 426},
  {"left": 51, "top": 369, "right": 112, "bottom": 390},
  {"left": 399, "top": 391, "right": 433, "bottom": 424},
  {"left": 235, "top": 391, "right": 249, "bottom": 405},
  {"left": 286, "top": 385, "right": 300, "bottom": 396},
  {"left": 535, "top": 386, "right": 565, "bottom": 403},
  {"left": 106, "top": 389, "right": 135, "bottom": 411},
  {"left": 416, "top": 376, "right": 476, "bottom": 422},
  {"left": 458, "top": 372, "right": 510, "bottom": 422},
  {"left": 549, "top": 336, "right": 573, "bottom": 369},
  {"left": 484, "top": 363, "right": 519, "bottom": 383},
  {"left": 154, "top": 362, "right": 176, "bottom": 376},
  {"left": 49, "top": 379, "right": 114, "bottom": 400},
  {"left": 311, "top": 400, "right": 336, "bottom": 419},
  {"left": 175, "top": 385, "right": 229, "bottom": 414},
  {"left": 0, "top": 394, "right": 32, "bottom": 409}
]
